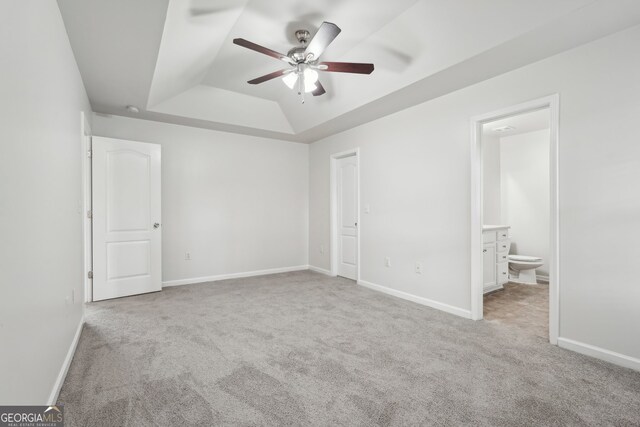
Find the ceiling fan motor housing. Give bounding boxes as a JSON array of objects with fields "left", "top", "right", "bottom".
[
  {"left": 288, "top": 30, "right": 311, "bottom": 63},
  {"left": 287, "top": 46, "right": 307, "bottom": 63},
  {"left": 295, "top": 29, "right": 310, "bottom": 44}
]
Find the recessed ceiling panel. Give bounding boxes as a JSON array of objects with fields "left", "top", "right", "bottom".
[
  {"left": 147, "top": 0, "right": 250, "bottom": 107},
  {"left": 150, "top": 85, "right": 294, "bottom": 133},
  {"left": 59, "top": 0, "right": 640, "bottom": 142},
  {"left": 201, "top": 0, "right": 421, "bottom": 101}
]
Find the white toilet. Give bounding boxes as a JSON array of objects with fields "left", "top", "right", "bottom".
[{"left": 508, "top": 255, "right": 543, "bottom": 284}]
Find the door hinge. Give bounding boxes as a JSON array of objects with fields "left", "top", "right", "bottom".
[
  {"left": 87, "top": 149, "right": 92, "bottom": 158},
  {"left": 88, "top": 271, "right": 93, "bottom": 279},
  {"left": 87, "top": 210, "right": 93, "bottom": 219}
]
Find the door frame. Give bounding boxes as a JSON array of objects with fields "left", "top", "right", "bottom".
[
  {"left": 469, "top": 94, "right": 560, "bottom": 345},
  {"left": 81, "top": 112, "right": 93, "bottom": 303},
  {"left": 330, "top": 148, "right": 361, "bottom": 281}
]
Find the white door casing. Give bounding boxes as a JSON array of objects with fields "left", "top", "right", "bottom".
[
  {"left": 470, "top": 94, "right": 559, "bottom": 346},
  {"left": 337, "top": 155, "right": 358, "bottom": 280},
  {"left": 92, "top": 137, "right": 161, "bottom": 301}
]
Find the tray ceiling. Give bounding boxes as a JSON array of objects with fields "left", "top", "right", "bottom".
[{"left": 58, "top": 0, "right": 640, "bottom": 142}]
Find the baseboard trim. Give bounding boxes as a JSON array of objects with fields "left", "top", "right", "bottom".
[
  {"left": 308, "top": 265, "right": 333, "bottom": 276},
  {"left": 558, "top": 337, "right": 640, "bottom": 371},
  {"left": 163, "top": 265, "right": 309, "bottom": 287},
  {"left": 48, "top": 316, "right": 84, "bottom": 405},
  {"left": 483, "top": 283, "right": 504, "bottom": 294},
  {"left": 357, "top": 279, "right": 472, "bottom": 319}
]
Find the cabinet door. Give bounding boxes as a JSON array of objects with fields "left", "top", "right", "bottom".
[{"left": 483, "top": 243, "right": 497, "bottom": 290}]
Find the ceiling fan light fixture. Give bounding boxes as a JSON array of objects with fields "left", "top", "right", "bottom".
[
  {"left": 303, "top": 68, "right": 319, "bottom": 84},
  {"left": 303, "top": 68, "right": 318, "bottom": 93},
  {"left": 303, "top": 79, "right": 317, "bottom": 93},
  {"left": 282, "top": 72, "right": 298, "bottom": 89}
]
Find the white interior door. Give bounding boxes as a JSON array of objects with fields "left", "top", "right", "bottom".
[
  {"left": 92, "top": 137, "right": 161, "bottom": 301},
  {"left": 337, "top": 155, "right": 358, "bottom": 280}
]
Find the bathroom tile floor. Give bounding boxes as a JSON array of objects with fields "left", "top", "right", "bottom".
[{"left": 484, "top": 282, "right": 548, "bottom": 338}]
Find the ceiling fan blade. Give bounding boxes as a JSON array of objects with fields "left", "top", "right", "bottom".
[
  {"left": 312, "top": 81, "right": 326, "bottom": 96},
  {"left": 233, "top": 38, "right": 293, "bottom": 64},
  {"left": 304, "top": 22, "right": 341, "bottom": 61},
  {"left": 318, "top": 62, "right": 374, "bottom": 74},
  {"left": 247, "top": 69, "right": 291, "bottom": 85}
]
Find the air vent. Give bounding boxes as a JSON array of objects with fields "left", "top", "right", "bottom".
[{"left": 493, "top": 125, "right": 515, "bottom": 132}]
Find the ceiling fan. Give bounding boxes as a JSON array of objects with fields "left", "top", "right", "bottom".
[{"left": 233, "top": 22, "right": 374, "bottom": 103}]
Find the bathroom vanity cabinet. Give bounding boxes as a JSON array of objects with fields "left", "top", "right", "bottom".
[{"left": 482, "top": 225, "right": 510, "bottom": 293}]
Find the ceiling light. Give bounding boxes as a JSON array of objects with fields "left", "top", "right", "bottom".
[
  {"left": 303, "top": 68, "right": 319, "bottom": 93},
  {"left": 304, "top": 68, "right": 318, "bottom": 85},
  {"left": 126, "top": 105, "right": 140, "bottom": 113},
  {"left": 304, "top": 80, "right": 317, "bottom": 93},
  {"left": 493, "top": 125, "right": 515, "bottom": 132},
  {"left": 282, "top": 72, "right": 298, "bottom": 89}
]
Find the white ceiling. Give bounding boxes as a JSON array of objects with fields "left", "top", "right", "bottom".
[{"left": 58, "top": 0, "right": 640, "bottom": 143}]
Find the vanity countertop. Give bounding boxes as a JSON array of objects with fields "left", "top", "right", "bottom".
[{"left": 483, "top": 225, "right": 511, "bottom": 231}]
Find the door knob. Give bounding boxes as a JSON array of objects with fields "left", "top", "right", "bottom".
[{"left": 153, "top": 223, "right": 160, "bottom": 229}]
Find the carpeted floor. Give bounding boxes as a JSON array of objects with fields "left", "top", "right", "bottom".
[
  {"left": 484, "top": 282, "right": 549, "bottom": 339},
  {"left": 58, "top": 271, "right": 640, "bottom": 426}
]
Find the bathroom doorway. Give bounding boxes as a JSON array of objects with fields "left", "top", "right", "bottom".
[{"left": 469, "top": 96, "right": 560, "bottom": 344}]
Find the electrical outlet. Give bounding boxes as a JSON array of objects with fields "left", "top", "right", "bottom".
[
  {"left": 364, "top": 204, "right": 370, "bottom": 214},
  {"left": 320, "top": 244, "right": 324, "bottom": 254},
  {"left": 415, "top": 262, "right": 423, "bottom": 274},
  {"left": 185, "top": 252, "right": 192, "bottom": 261},
  {"left": 385, "top": 257, "right": 391, "bottom": 267}
]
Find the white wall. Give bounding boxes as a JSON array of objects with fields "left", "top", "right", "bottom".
[
  {"left": 500, "top": 129, "right": 550, "bottom": 276},
  {"left": 309, "top": 25, "right": 640, "bottom": 362},
  {"left": 92, "top": 115, "right": 309, "bottom": 283},
  {"left": 481, "top": 135, "right": 501, "bottom": 225},
  {"left": 0, "top": 2, "right": 90, "bottom": 404}
]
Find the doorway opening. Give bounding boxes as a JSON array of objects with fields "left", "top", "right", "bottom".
[
  {"left": 470, "top": 95, "right": 559, "bottom": 344},
  {"left": 330, "top": 149, "right": 360, "bottom": 281}
]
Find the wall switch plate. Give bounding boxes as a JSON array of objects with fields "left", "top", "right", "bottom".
[
  {"left": 385, "top": 257, "right": 391, "bottom": 267},
  {"left": 185, "top": 252, "right": 192, "bottom": 261},
  {"left": 320, "top": 244, "right": 324, "bottom": 254},
  {"left": 415, "top": 262, "right": 423, "bottom": 274}
]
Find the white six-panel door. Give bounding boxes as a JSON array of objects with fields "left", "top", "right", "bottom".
[
  {"left": 337, "top": 155, "right": 358, "bottom": 280},
  {"left": 92, "top": 137, "right": 161, "bottom": 301}
]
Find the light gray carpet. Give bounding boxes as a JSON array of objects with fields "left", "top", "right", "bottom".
[{"left": 58, "top": 271, "right": 640, "bottom": 426}]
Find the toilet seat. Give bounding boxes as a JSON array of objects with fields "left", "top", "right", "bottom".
[{"left": 509, "top": 255, "right": 542, "bottom": 263}]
